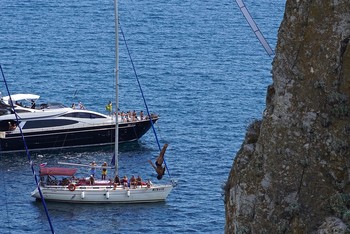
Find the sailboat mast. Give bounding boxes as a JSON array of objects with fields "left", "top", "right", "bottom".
[{"left": 114, "top": 0, "right": 119, "bottom": 177}]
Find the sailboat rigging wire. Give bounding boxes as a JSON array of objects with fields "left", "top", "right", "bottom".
[
  {"left": 235, "top": 0, "right": 274, "bottom": 56},
  {"left": 0, "top": 65, "right": 56, "bottom": 234},
  {"left": 118, "top": 22, "right": 172, "bottom": 178},
  {"left": 73, "top": 89, "right": 78, "bottom": 98}
]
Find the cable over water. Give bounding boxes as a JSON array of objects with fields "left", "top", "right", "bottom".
[
  {"left": 118, "top": 22, "right": 172, "bottom": 179},
  {"left": 235, "top": 0, "right": 274, "bottom": 56},
  {"left": 0, "top": 64, "right": 56, "bottom": 234}
]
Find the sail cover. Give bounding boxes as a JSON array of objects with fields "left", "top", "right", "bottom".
[
  {"left": 40, "top": 167, "right": 77, "bottom": 176},
  {"left": 235, "top": 0, "right": 274, "bottom": 56}
]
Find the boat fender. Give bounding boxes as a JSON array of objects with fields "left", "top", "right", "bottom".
[
  {"left": 127, "top": 190, "right": 130, "bottom": 197},
  {"left": 106, "top": 191, "right": 110, "bottom": 199},
  {"left": 81, "top": 191, "right": 85, "bottom": 199},
  {"left": 68, "top": 183, "right": 76, "bottom": 192}
]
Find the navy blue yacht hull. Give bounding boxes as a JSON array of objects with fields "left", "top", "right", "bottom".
[{"left": 0, "top": 119, "right": 157, "bottom": 153}]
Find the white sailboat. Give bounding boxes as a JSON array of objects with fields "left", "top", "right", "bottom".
[
  {"left": 31, "top": 161, "right": 173, "bottom": 203},
  {"left": 31, "top": 0, "right": 173, "bottom": 203}
]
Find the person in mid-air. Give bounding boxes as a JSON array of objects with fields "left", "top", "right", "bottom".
[{"left": 148, "top": 143, "right": 168, "bottom": 180}]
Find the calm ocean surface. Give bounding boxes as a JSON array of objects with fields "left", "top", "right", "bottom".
[{"left": 1, "top": 0, "right": 285, "bottom": 233}]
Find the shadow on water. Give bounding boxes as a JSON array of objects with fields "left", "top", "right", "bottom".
[
  {"left": 0, "top": 140, "right": 153, "bottom": 158},
  {"left": 30, "top": 199, "right": 171, "bottom": 232},
  {"left": 31, "top": 198, "right": 169, "bottom": 219}
]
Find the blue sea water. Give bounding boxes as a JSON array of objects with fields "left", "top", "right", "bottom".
[{"left": 0, "top": 0, "right": 285, "bottom": 233}]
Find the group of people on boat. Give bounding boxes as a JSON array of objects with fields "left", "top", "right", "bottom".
[
  {"left": 112, "top": 174, "right": 151, "bottom": 189},
  {"left": 71, "top": 102, "right": 85, "bottom": 110},
  {"left": 12, "top": 100, "right": 36, "bottom": 109},
  {"left": 106, "top": 101, "right": 158, "bottom": 121},
  {"left": 88, "top": 162, "right": 150, "bottom": 189},
  {"left": 119, "top": 110, "right": 143, "bottom": 122},
  {"left": 87, "top": 143, "right": 168, "bottom": 186},
  {"left": 89, "top": 161, "right": 109, "bottom": 180},
  {"left": 117, "top": 110, "right": 159, "bottom": 123},
  {"left": 38, "top": 143, "right": 169, "bottom": 189}
]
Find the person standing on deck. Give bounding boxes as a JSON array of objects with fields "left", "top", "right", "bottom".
[
  {"left": 31, "top": 100, "right": 36, "bottom": 109},
  {"left": 105, "top": 101, "right": 112, "bottom": 115},
  {"left": 90, "top": 161, "right": 97, "bottom": 177},
  {"left": 101, "top": 162, "right": 108, "bottom": 180}
]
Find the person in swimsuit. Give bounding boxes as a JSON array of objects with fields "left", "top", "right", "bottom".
[
  {"left": 113, "top": 175, "right": 120, "bottom": 190},
  {"left": 136, "top": 175, "right": 142, "bottom": 186},
  {"left": 130, "top": 175, "right": 137, "bottom": 188},
  {"left": 148, "top": 143, "right": 168, "bottom": 180},
  {"left": 8, "top": 121, "right": 16, "bottom": 131},
  {"left": 101, "top": 162, "right": 108, "bottom": 180},
  {"left": 105, "top": 101, "right": 112, "bottom": 115},
  {"left": 90, "top": 161, "right": 97, "bottom": 177},
  {"left": 121, "top": 175, "right": 128, "bottom": 189}
]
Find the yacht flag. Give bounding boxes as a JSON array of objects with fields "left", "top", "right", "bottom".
[{"left": 111, "top": 153, "right": 115, "bottom": 168}]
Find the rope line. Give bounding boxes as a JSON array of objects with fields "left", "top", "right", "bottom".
[
  {"left": 118, "top": 22, "right": 172, "bottom": 178},
  {"left": 0, "top": 65, "right": 55, "bottom": 234},
  {"left": 235, "top": 0, "right": 274, "bottom": 56}
]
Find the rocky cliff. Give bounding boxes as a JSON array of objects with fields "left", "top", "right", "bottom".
[{"left": 225, "top": 0, "right": 350, "bottom": 233}]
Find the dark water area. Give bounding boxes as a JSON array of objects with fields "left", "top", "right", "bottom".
[{"left": 1, "top": 0, "right": 285, "bottom": 233}]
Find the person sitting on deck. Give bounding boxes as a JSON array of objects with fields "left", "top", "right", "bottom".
[
  {"left": 8, "top": 122, "right": 16, "bottom": 131},
  {"left": 140, "top": 111, "right": 144, "bottom": 120},
  {"left": 78, "top": 102, "right": 85, "bottom": 109},
  {"left": 132, "top": 110, "right": 137, "bottom": 121},
  {"left": 121, "top": 175, "right": 128, "bottom": 189},
  {"left": 89, "top": 175, "right": 95, "bottom": 185},
  {"left": 136, "top": 175, "right": 142, "bottom": 186},
  {"left": 130, "top": 175, "right": 137, "bottom": 188},
  {"left": 60, "top": 178, "right": 70, "bottom": 186},
  {"left": 148, "top": 143, "right": 168, "bottom": 180},
  {"left": 120, "top": 111, "right": 126, "bottom": 122},
  {"left": 113, "top": 175, "right": 120, "bottom": 190},
  {"left": 146, "top": 179, "right": 152, "bottom": 188}
]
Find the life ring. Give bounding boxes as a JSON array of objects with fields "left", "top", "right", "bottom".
[{"left": 68, "top": 183, "right": 76, "bottom": 191}]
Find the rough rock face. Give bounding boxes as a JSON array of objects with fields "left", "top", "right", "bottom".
[{"left": 225, "top": 0, "right": 350, "bottom": 233}]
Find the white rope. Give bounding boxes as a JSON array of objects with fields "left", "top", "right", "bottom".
[{"left": 235, "top": 0, "right": 274, "bottom": 56}]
